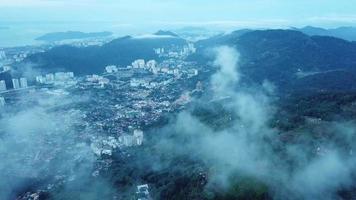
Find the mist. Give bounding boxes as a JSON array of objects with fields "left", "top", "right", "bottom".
[
  {"left": 1, "top": 43, "right": 356, "bottom": 199},
  {"left": 150, "top": 46, "right": 356, "bottom": 200},
  {"left": 0, "top": 90, "right": 115, "bottom": 199}
]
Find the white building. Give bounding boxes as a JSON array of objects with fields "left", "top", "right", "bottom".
[
  {"left": 2, "top": 66, "right": 11, "bottom": 71},
  {"left": 136, "top": 184, "right": 150, "bottom": 200},
  {"left": 154, "top": 48, "right": 165, "bottom": 55},
  {"left": 98, "top": 77, "right": 110, "bottom": 87},
  {"left": 194, "top": 69, "right": 199, "bottom": 76},
  {"left": 119, "top": 135, "right": 135, "bottom": 147},
  {"left": 54, "top": 72, "right": 74, "bottom": 81},
  {"left": 151, "top": 67, "right": 159, "bottom": 74},
  {"left": 173, "top": 69, "right": 180, "bottom": 76},
  {"left": 36, "top": 76, "right": 46, "bottom": 84},
  {"left": 130, "top": 78, "right": 147, "bottom": 87},
  {"left": 45, "top": 73, "right": 55, "bottom": 82},
  {"left": 67, "top": 72, "right": 74, "bottom": 78},
  {"left": 20, "top": 77, "right": 28, "bottom": 88},
  {"left": 132, "top": 59, "right": 145, "bottom": 69},
  {"left": 0, "top": 51, "right": 6, "bottom": 60},
  {"left": 133, "top": 129, "right": 144, "bottom": 145},
  {"left": 150, "top": 82, "right": 159, "bottom": 87},
  {"left": 105, "top": 65, "right": 118, "bottom": 73},
  {"left": 55, "top": 72, "right": 68, "bottom": 80},
  {"left": 189, "top": 69, "right": 199, "bottom": 76},
  {"left": 12, "top": 79, "right": 20, "bottom": 89},
  {"left": 160, "top": 67, "right": 169, "bottom": 73},
  {"left": 187, "top": 43, "right": 196, "bottom": 53},
  {"left": 161, "top": 101, "right": 170, "bottom": 107},
  {"left": 0, "top": 80, "right": 6, "bottom": 91},
  {"left": 86, "top": 74, "right": 100, "bottom": 82},
  {"left": 118, "top": 130, "right": 144, "bottom": 147},
  {"left": 0, "top": 97, "right": 5, "bottom": 107},
  {"left": 146, "top": 60, "right": 157, "bottom": 69}
]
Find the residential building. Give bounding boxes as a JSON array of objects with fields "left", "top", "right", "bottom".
[
  {"left": 146, "top": 60, "right": 157, "bottom": 69},
  {"left": 0, "top": 80, "right": 6, "bottom": 91},
  {"left": 36, "top": 76, "right": 46, "bottom": 84},
  {"left": 20, "top": 77, "right": 28, "bottom": 88},
  {"left": 105, "top": 65, "right": 118, "bottom": 73},
  {"left": 0, "top": 51, "right": 6, "bottom": 60},
  {"left": 136, "top": 184, "right": 150, "bottom": 200},
  {"left": 133, "top": 129, "right": 144, "bottom": 145},
  {"left": 45, "top": 73, "right": 55, "bottom": 82},
  {"left": 2, "top": 66, "right": 11, "bottom": 71},
  {"left": 12, "top": 79, "right": 20, "bottom": 89},
  {"left": 0, "top": 97, "right": 5, "bottom": 107},
  {"left": 132, "top": 59, "right": 145, "bottom": 69}
]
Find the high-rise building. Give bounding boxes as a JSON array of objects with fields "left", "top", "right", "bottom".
[
  {"left": 12, "top": 79, "right": 20, "bottom": 89},
  {"left": 189, "top": 69, "right": 198, "bottom": 76},
  {"left": 132, "top": 59, "right": 145, "bottom": 68},
  {"left": 0, "top": 80, "right": 6, "bottom": 91},
  {"left": 194, "top": 69, "right": 199, "bottom": 76},
  {"left": 173, "top": 69, "right": 180, "bottom": 76},
  {"left": 67, "top": 72, "right": 74, "bottom": 78},
  {"left": 36, "top": 76, "right": 45, "bottom": 84},
  {"left": 133, "top": 129, "right": 144, "bottom": 145},
  {"left": 146, "top": 60, "right": 157, "bottom": 69},
  {"left": 55, "top": 72, "right": 66, "bottom": 80},
  {"left": 45, "top": 73, "right": 55, "bottom": 82},
  {"left": 0, "top": 51, "right": 6, "bottom": 60},
  {"left": 120, "top": 135, "right": 135, "bottom": 147},
  {"left": 105, "top": 65, "right": 118, "bottom": 73},
  {"left": 20, "top": 78, "right": 28, "bottom": 88},
  {"left": 136, "top": 184, "right": 151, "bottom": 200},
  {"left": 0, "top": 97, "right": 5, "bottom": 107}
]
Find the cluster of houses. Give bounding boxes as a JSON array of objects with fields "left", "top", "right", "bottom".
[
  {"left": 36, "top": 72, "right": 75, "bottom": 84},
  {"left": 91, "top": 129, "right": 144, "bottom": 157}
]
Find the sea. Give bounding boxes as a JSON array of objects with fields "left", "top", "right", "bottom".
[{"left": 0, "top": 21, "right": 152, "bottom": 48}]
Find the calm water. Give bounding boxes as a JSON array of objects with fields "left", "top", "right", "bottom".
[{"left": 0, "top": 21, "right": 154, "bottom": 48}]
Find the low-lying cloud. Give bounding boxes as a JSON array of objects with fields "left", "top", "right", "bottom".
[
  {"left": 1, "top": 45, "right": 355, "bottom": 200},
  {"left": 154, "top": 45, "right": 356, "bottom": 200},
  {"left": 0, "top": 90, "right": 107, "bottom": 199}
]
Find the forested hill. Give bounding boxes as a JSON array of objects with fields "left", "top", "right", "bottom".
[
  {"left": 192, "top": 29, "right": 356, "bottom": 93},
  {"left": 25, "top": 35, "right": 187, "bottom": 75}
]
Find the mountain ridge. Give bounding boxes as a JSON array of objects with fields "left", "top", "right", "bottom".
[
  {"left": 35, "top": 31, "right": 113, "bottom": 42},
  {"left": 193, "top": 29, "right": 356, "bottom": 93},
  {"left": 25, "top": 35, "right": 188, "bottom": 75}
]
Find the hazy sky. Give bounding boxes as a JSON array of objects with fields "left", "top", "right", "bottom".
[{"left": 1, "top": 0, "right": 356, "bottom": 29}]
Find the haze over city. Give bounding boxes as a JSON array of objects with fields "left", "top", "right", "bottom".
[{"left": 1, "top": 1, "right": 356, "bottom": 200}]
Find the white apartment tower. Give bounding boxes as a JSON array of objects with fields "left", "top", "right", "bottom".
[
  {"left": 0, "top": 80, "right": 6, "bottom": 91},
  {"left": 20, "top": 78, "right": 28, "bottom": 88},
  {"left": 0, "top": 97, "right": 5, "bottom": 107},
  {"left": 12, "top": 79, "right": 20, "bottom": 89},
  {"left": 133, "top": 129, "right": 144, "bottom": 145}
]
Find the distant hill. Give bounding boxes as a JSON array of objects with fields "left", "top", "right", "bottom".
[
  {"left": 171, "top": 27, "right": 223, "bottom": 41},
  {"left": 25, "top": 35, "right": 188, "bottom": 75},
  {"left": 35, "top": 31, "right": 113, "bottom": 42},
  {"left": 193, "top": 29, "right": 252, "bottom": 48},
  {"left": 295, "top": 26, "right": 356, "bottom": 41},
  {"left": 193, "top": 29, "right": 356, "bottom": 93},
  {"left": 154, "top": 30, "right": 179, "bottom": 37},
  {"left": 25, "top": 28, "right": 356, "bottom": 93}
]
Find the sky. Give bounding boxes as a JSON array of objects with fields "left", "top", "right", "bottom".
[
  {"left": 1, "top": 0, "right": 356, "bottom": 47},
  {"left": 1, "top": 0, "right": 356, "bottom": 29}
]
